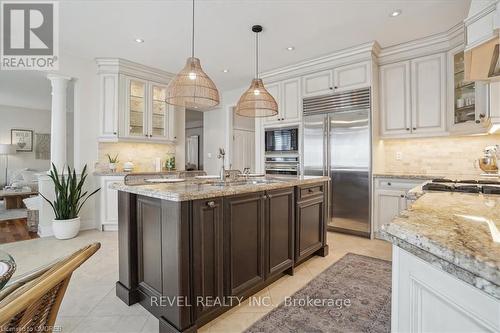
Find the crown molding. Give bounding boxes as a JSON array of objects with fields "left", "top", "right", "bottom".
[
  {"left": 260, "top": 41, "right": 378, "bottom": 82},
  {"left": 377, "top": 23, "right": 464, "bottom": 65},
  {"left": 95, "top": 58, "right": 175, "bottom": 83},
  {"left": 464, "top": 1, "right": 497, "bottom": 26}
]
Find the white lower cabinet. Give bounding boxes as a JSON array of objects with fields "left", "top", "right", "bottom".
[
  {"left": 392, "top": 246, "right": 500, "bottom": 333},
  {"left": 373, "top": 177, "right": 427, "bottom": 236},
  {"left": 97, "top": 175, "right": 124, "bottom": 231}
]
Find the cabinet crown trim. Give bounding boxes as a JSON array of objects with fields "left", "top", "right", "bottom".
[
  {"left": 96, "top": 58, "right": 175, "bottom": 83},
  {"left": 260, "top": 41, "right": 379, "bottom": 81}
]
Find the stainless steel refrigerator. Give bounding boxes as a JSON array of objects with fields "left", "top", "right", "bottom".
[{"left": 303, "top": 88, "right": 371, "bottom": 237}]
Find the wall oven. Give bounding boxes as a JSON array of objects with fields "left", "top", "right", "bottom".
[
  {"left": 265, "top": 156, "right": 299, "bottom": 176},
  {"left": 265, "top": 127, "right": 299, "bottom": 154}
]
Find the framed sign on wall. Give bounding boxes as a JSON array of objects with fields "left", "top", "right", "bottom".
[{"left": 11, "top": 129, "right": 33, "bottom": 152}]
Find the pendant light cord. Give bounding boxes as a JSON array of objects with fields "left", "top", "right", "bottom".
[
  {"left": 191, "top": 0, "right": 195, "bottom": 58},
  {"left": 255, "top": 31, "right": 259, "bottom": 79}
]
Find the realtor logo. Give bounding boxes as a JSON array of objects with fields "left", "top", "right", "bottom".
[{"left": 1, "top": 1, "right": 59, "bottom": 70}]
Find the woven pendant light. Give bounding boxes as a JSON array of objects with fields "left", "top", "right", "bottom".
[
  {"left": 165, "top": 0, "right": 220, "bottom": 110},
  {"left": 235, "top": 25, "right": 278, "bottom": 118}
]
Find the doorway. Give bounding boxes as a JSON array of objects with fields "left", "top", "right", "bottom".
[
  {"left": 231, "top": 109, "right": 255, "bottom": 172},
  {"left": 185, "top": 109, "right": 204, "bottom": 171}
]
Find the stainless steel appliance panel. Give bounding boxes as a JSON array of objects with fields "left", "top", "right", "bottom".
[
  {"left": 329, "top": 109, "right": 370, "bottom": 234},
  {"left": 303, "top": 114, "right": 327, "bottom": 177}
]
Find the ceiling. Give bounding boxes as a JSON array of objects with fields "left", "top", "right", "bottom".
[{"left": 57, "top": 0, "right": 471, "bottom": 91}]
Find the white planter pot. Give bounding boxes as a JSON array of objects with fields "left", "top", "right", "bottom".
[
  {"left": 109, "top": 163, "right": 117, "bottom": 172},
  {"left": 52, "top": 217, "right": 81, "bottom": 240}
]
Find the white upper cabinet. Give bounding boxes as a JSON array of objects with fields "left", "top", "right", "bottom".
[
  {"left": 380, "top": 61, "right": 412, "bottom": 136},
  {"left": 302, "top": 70, "right": 333, "bottom": 97},
  {"left": 263, "top": 78, "right": 301, "bottom": 125},
  {"left": 96, "top": 58, "right": 175, "bottom": 143},
  {"left": 263, "top": 83, "right": 280, "bottom": 124},
  {"left": 380, "top": 53, "right": 447, "bottom": 138},
  {"left": 333, "top": 61, "right": 371, "bottom": 92},
  {"left": 281, "top": 78, "right": 301, "bottom": 122},
  {"left": 99, "top": 74, "right": 119, "bottom": 141},
  {"left": 302, "top": 62, "right": 371, "bottom": 98},
  {"left": 410, "top": 53, "right": 446, "bottom": 135},
  {"left": 447, "top": 45, "right": 490, "bottom": 134}
]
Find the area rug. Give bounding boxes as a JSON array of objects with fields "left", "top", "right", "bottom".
[
  {"left": 0, "top": 201, "right": 27, "bottom": 221},
  {"left": 245, "top": 253, "right": 392, "bottom": 333}
]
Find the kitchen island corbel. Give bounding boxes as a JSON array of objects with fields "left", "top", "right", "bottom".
[{"left": 111, "top": 176, "right": 329, "bottom": 333}]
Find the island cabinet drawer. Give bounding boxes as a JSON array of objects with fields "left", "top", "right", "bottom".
[{"left": 297, "top": 183, "right": 325, "bottom": 200}]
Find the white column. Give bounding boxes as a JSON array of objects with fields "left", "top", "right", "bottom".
[
  {"left": 38, "top": 74, "right": 71, "bottom": 237},
  {"left": 47, "top": 74, "right": 71, "bottom": 171}
]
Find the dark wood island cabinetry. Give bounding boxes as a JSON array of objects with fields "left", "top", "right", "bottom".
[{"left": 113, "top": 177, "right": 328, "bottom": 333}]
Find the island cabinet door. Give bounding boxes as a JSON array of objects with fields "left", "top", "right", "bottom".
[
  {"left": 295, "top": 193, "right": 325, "bottom": 263},
  {"left": 265, "top": 188, "right": 294, "bottom": 277},
  {"left": 224, "top": 192, "right": 266, "bottom": 297},
  {"left": 192, "top": 198, "right": 224, "bottom": 322},
  {"left": 136, "top": 196, "right": 163, "bottom": 296}
]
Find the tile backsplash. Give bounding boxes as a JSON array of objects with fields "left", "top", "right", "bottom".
[
  {"left": 97, "top": 142, "right": 175, "bottom": 172},
  {"left": 375, "top": 133, "right": 500, "bottom": 176}
]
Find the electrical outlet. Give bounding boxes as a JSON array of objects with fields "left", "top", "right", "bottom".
[
  {"left": 396, "top": 152, "right": 403, "bottom": 161},
  {"left": 207, "top": 152, "right": 212, "bottom": 159}
]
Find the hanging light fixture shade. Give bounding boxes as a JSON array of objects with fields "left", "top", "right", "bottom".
[
  {"left": 165, "top": 0, "right": 220, "bottom": 110},
  {"left": 235, "top": 25, "right": 278, "bottom": 118}
]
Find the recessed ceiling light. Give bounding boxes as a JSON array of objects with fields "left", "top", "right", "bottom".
[
  {"left": 286, "top": 46, "right": 295, "bottom": 51},
  {"left": 222, "top": 69, "right": 229, "bottom": 73},
  {"left": 135, "top": 38, "right": 144, "bottom": 43},
  {"left": 390, "top": 10, "right": 402, "bottom": 17}
]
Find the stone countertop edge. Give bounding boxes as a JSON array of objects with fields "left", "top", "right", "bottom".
[
  {"left": 110, "top": 176, "right": 330, "bottom": 202},
  {"left": 378, "top": 230, "right": 500, "bottom": 300},
  {"left": 93, "top": 171, "right": 129, "bottom": 176}
]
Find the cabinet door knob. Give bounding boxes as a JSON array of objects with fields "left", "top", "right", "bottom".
[
  {"left": 334, "top": 86, "right": 338, "bottom": 89},
  {"left": 387, "top": 182, "right": 391, "bottom": 186},
  {"left": 308, "top": 188, "right": 314, "bottom": 193},
  {"left": 329, "top": 87, "right": 333, "bottom": 90},
  {"left": 406, "top": 128, "right": 410, "bottom": 131},
  {"left": 475, "top": 120, "right": 480, "bottom": 124},
  {"left": 144, "top": 134, "right": 148, "bottom": 137},
  {"left": 400, "top": 194, "right": 405, "bottom": 198},
  {"left": 479, "top": 113, "right": 486, "bottom": 119},
  {"left": 113, "top": 132, "right": 117, "bottom": 135},
  {"left": 412, "top": 127, "right": 416, "bottom": 131},
  {"left": 149, "top": 134, "right": 152, "bottom": 137},
  {"left": 207, "top": 201, "right": 215, "bottom": 208}
]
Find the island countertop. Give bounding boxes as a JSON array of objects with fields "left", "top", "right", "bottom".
[
  {"left": 381, "top": 191, "right": 500, "bottom": 299},
  {"left": 110, "top": 176, "right": 330, "bottom": 202}
]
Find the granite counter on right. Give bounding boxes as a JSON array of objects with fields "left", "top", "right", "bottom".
[{"left": 379, "top": 187, "right": 500, "bottom": 332}]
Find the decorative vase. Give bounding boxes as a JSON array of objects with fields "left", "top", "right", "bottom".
[
  {"left": 52, "top": 217, "right": 81, "bottom": 240},
  {"left": 109, "top": 163, "right": 117, "bottom": 172}
]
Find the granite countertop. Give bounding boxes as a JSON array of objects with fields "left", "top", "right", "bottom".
[
  {"left": 381, "top": 191, "right": 500, "bottom": 299},
  {"left": 110, "top": 176, "right": 329, "bottom": 202},
  {"left": 373, "top": 172, "right": 500, "bottom": 180}
]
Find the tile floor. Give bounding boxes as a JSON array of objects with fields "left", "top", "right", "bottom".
[{"left": 0, "top": 230, "right": 391, "bottom": 333}]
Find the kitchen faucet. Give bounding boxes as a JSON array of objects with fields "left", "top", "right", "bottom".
[{"left": 217, "top": 148, "right": 226, "bottom": 181}]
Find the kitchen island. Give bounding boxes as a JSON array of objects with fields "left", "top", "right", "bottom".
[
  {"left": 111, "top": 176, "right": 329, "bottom": 333},
  {"left": 380, "top": 187, "right": 500, "bottom": 332}
]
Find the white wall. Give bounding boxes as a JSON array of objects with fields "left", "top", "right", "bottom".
[{"left": 0, "top": 105, "right": 51, "bottom": 184}]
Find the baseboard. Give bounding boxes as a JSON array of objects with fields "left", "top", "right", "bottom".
[{"left": 102, "top": 224, "right": 118, "bottom": 231}]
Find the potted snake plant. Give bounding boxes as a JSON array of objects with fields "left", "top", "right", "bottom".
[{"left": 40, "top": 164, "right": 100, "bottom": 239}]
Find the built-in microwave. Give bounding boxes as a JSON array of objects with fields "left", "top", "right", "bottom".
[{"left": 265, "top": 127, "right": 299, "bottom": 153}]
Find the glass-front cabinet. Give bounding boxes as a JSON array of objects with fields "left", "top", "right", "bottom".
[
  {"left": 123, "top": 76, "right": 173, "bottom": 141},
  {"left": 448, "top": 46, "right": 489, "bottom": 134},
  {"left": 150, "top": 84, "right": 168, "bottom": 138},
  {"left": 128, "top": 79, "right": 147, "bottom": 137}
]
